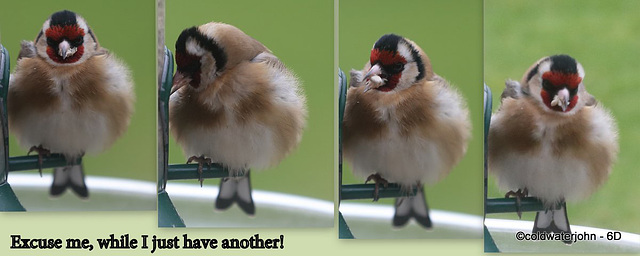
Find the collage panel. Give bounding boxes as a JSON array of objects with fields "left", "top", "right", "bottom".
[
  {"left": 0, "top": 0, "right": 637, "bottom": 255},
  {"left": 0, "top": 0, "right": 156, "bottom": 212},
  {"left": 338, "top": 0, "right": 483, "bottom": 239},
  {"left": 484, "top": 0, "right": 640, "bottom": 252},
  {"left": 158, "top": 0, "right": 334, "bottom": 227}
]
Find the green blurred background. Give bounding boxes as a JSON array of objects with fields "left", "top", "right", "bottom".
[
  {"left": 0, "top": 0, "right": 156, "bottom": 182},
  {"left": 485, "top": 0, "right": 640, "bottom": 234},
  {"left": 339, "top": 0, "right": 483, "bottom": 216},
  {"left": 164, "top": 0, "right": 334, "bottom": 201}
]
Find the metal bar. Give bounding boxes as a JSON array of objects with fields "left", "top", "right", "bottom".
[
  {"left": 0, "top": 183, "right": 26, "bottom": 211},
  {"left": 167, "top": 163, "right": 230, "bottom": 180},
  {"left": 8, "top": 155, "right": 81, "bottom": 172},
  {"left": 0, "top": 45, "right": 9, "bottom": 184},
  {"left": 338, "top": 211, "right": 354, "bottom": 239},
  {"left": 0, "top": 46, "right": 9, "bottom": 111},
  {"left": 158, "top": 46, "right": 173, "bottom": 192},
  {"left": 338, "top": 70, "right": 346, "bottom": 202},
  {"left": 340, "top": 183, "right": 417, "bottom": 200},
  {"left": 158, "top": 190, "right": 185, "bottom": 227},
  {"left": 484, "top": 225, "right": 499, "bottom": 252},
  {"left": 485, "top": 197, "right": 559, "bottom": 214},
  {"left": 483, "top": 84, "right": 492, "bottom": 206}
]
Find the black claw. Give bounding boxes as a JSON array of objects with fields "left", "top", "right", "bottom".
[
  {"left": 198, "top": 164, "right": 204, "bottom": 187},
  {"left": 505, "top": 188, "right": 528, "bottom": 219},
  {"left": 365, "top": 173, "right": 389, "bottom": 202},
  {"left": 373, "top": 184, "right": 380, "bottom": 201},
  {"left": 187, "top": 155, "right": 211, "bottom": 187},
  {"left": 28, "top": 145, "right": 50, "bottom": 177},
  {"left": 516, "top": 196, "right": 522, "bottom": 219}
]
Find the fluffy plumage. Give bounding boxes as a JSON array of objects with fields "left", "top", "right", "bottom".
[
  {"left": 169, "top": 22, "right": 306, "bottom": 215},
  {"left": 8, "top": 10, "right": 135, "bottom": 198},
  {"left": 488, "top": 54, "right": 618, "bottom": 242},
  {"left": 343, "top": 34, "right": 471, "bottom": 228}
]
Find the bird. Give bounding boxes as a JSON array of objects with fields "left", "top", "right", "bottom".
[
  {"left": 488, "top": 54, "right": 618, "bottom": 244},
  {"left": 342, "top": 34, "right": 471, "bottom": 228},
  {"left": 169, "top": 22, "right": 307, "bottom": 216},
  {"left": 8, "top": 10, "right": 135, "bottom": 198}
]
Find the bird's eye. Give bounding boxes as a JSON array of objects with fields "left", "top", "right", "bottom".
[
  {"left": 542, "top": 80, "right": 553, "bottom": 91},
  {"left": 393, "top": 63, "right": 404, "bottom": 72},
  {"left": 569, "top": 87, "right": 578, "bottom": 96},
  {"left": 46, "top": 37, "right": 56, "bottom": 46},
  {"left": 72, "top": 37, "right": 84, "bottom": 47}
]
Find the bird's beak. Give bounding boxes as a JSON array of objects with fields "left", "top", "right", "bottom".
[
  {"left": 363, "top": 64, "right": 382, "bottom": 93},
  {"left": 171, "top": 71, "right": 186, "bottom": 95},
  {"left": 551, "top": 88, "right": 570, "bottom": 112},
  {"left": 58, "top": 40, "right": 77, "bottom": 59},
  {"left": 363, "top": 64, "right": 382, "bottom": 81}
]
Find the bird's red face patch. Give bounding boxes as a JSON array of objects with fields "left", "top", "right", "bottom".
[
  {"left": 175, "top": 52, "right": 202, "bottom": 88},
  {"left": 369, "top": 49, "right": 406, "bottom": 92},
  {"left": 540, "top": 90, "right": 578, "bottom": 112},
  {"left": 542, "top": 71, "right": 582, "bottom": 90},
  {"left": 540, "top": 71, "right": 581, "bottom": 112},
  {"left": 370, "top": 49, "right": 406, "bottom": 66},
  {"left": 45, "top": 25, "right": 85, "bottom": 64}
]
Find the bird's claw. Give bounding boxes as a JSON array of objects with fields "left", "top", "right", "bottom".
[
  {"left": 187, "top": 155, "right": 212, "bottom": 187},
  {"left": 365, "top": 173, "right": 389, "bottom": 201},
  {"left": 505, "top": 188, "right": 529, "bottom": 219},
  {"left": 28, "top": 145, "right": 51, "bottom": 177}
]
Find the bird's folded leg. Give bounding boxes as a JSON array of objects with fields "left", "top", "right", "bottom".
[
  {"left": 28, "top": 145, "right": 51, "bottom": 177},
  {"left": 187, "top": 155, "right": 212, "bottom": 187},
  {"left": 505, "top": 188, "right": 529, "bottom": 219},
  {"left": 365, "top": 173, "right": 389, "bottom": 202}
]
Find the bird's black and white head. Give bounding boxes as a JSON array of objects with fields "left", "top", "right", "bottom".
[
  {"left": 173, "top": 22, "right": 269, "bottom": 93},
  {"left": 362, "top": 34, "right": 433, "bottom": 93},
  {"left": 173, "top": 25, "right": 227, "bottom": 92},
  {"left": 35, "top": 10, "right": 98, "bottom": 66},
  {"left": 523, "top": 54, "right": 586, "bottom": 114}
]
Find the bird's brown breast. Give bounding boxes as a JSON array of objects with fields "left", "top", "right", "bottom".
[
  {"left": 342, "top": 78, "right": 469, "bottom": 178},
  {"left": 8, "top": 55, "right": 132, "bottom": 141},
  {"left": 343, "top": 80, "right": 438, "bottom": 145},
  {"left": 489, "top": 98, "right": 613, "bottom": 186},
  {"left": 8, "top": 58, "right": 60, "bottom": 116},
  {"left": 170, "top": 61, "right": 304, "bottom": 158}
]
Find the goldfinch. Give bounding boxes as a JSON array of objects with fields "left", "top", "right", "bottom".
[
  {"left": 488, "top": 54, "right": 618, "bottom": 243},
  {"left": 8, "top": 10, "right": 135, "bottom": 198},
  {"left": 169, "top": 22, "right": 306, "bottom": 215},
  {"left": 343, "top": 34, "right": 471, "bottom": 228}
]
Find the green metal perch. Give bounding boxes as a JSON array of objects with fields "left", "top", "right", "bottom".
[
  {"left": 166, "top": 163, "right": 228, "bottom": 180},
  {"left": 8, "top": 155, "right": 81, "bottom": 172}
]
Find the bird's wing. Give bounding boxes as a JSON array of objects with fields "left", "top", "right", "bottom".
[
  {"left": 95, "top": 48, "right": 109, "bottom": 56},
  {"left": 349, "top": 69, "right": 364, "bottom": 88},
  {"left": 500, "top": 79, "right": 523, "bottom": 102},
  {"left": 251, "top": 52, "right": 286, "bottom": 71},
  {"left": 431, "top": 75, "right": 450, "bottom": 88},
  {"left": 583, "top": 92, "right": 597, "bottom": 107},
  {"left": 18, "top": 41, "right": 37, "bottom": 60}
]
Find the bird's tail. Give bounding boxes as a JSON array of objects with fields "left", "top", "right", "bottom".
[
  {"left": 50, "top": 164, "right": 88, "bottom": 199},
  {"left": 393, "top": 186, "right": 432, "bottom": 228},
  {"left": 215, "top": 171, "right": 255, "bottom": 215},
  {"left": 533, "top": 201, "right": 572, "bottom": 244}
]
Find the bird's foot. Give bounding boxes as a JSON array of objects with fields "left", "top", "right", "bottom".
[
  {"left": 187, "top": 155, "right": 212, "bottom": 187},
  {"left": 505, "top": 188, "right": 529, "bottom": 219},
  {"left": 365, "top": 173, "right": 389, "bottom": 201},
  {"left": 28, "top": 145, "right": 51, "bottom": 177}
]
